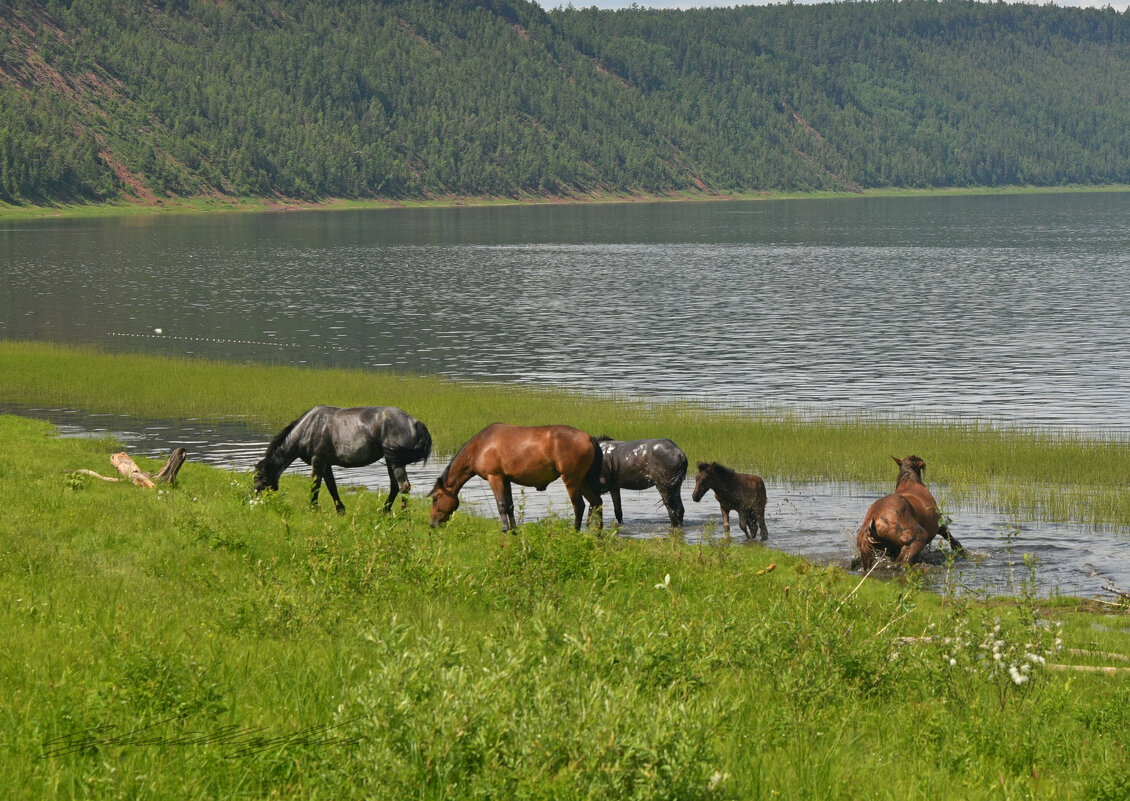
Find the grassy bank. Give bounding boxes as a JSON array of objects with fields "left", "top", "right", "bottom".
[
  {"left": 2, "top": 184, "right": 1128, "bottom": 221},
  {"left": 2, "top": 340, "right": 1129, "bottom": 528},
  {"left": 3, "top": 413, "right": 1129, "bottom": 800}
]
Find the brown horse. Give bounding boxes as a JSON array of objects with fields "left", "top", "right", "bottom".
[
  {"left": 855, "top": 455, "right": 964, "bottom": 570},
  {"left": 428, "top": 423, "right": 604, "bottom": 532},
  {"left": 691, "top": 461, "right": 768, "bottom": 540}
]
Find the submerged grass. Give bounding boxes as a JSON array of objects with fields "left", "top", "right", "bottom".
[
  {"left": 3, "top": 340, "right": 1129, "bottom": 527},
  {"left": 4, "top": 413, "right": 1130, "bottom": 800}
]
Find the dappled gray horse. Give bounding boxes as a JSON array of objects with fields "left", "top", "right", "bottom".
[
  {"left": 254, "top": 405, "right": 432, "bottom": 512},
  {"left": 597, "top": 436, "right": 688, "bottom": 526}
]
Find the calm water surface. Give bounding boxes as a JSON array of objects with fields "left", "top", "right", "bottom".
[
  {"left": 4, "top": 192, "right": 1130, "bottom": 428},
  {"left": 3, "top": 193, "right": 1130, "bottom": 597}
]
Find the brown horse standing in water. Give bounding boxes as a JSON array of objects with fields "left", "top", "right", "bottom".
[
  {"left": 855, "top": 455, "right": 964, "bottom": 570},
  {"left": 429, "top": 423, "right": 604, "bottom": 532}
]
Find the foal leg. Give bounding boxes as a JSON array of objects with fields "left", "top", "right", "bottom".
[
  {"left": 737, "top": 509, "right": 754, "bottom": 541},
  {"left": 755, "top": 498, "right": 768, "bottom": 540},
  {"left": 718, "top": 504, "right": 732, "bottom": 537}
]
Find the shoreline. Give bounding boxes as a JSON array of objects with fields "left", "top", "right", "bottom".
[
  {"left": 2, "top": 183, "right": 1129, "bottom": 221},
  {"left": 3, "top": 340, "right": 1130, "bottom": 529}
]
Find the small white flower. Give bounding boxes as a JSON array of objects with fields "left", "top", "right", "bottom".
[
  {"left": 949, "top": 658, "right": 957, "bottom": 666},
  {"left": 1009, "top": 665, "right": 1029, "bottom": 685}
]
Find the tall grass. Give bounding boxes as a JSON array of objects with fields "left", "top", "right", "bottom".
[
  {"left": 4, "top": 413, "right": 1130, "bottom": 799},
  {"left": 3, "top": 339, "right": 1129, "bottom": 526}
]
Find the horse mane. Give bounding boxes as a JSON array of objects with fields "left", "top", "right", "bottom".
[
  {"left": 432, "top": 434, "right": 473, "bottom": 493},
  {"left": 707, "top": 461, "right": 738, "bottom": 480},
  {"left": 258, "top": 414, "right": 302, "bottom": 467},
  {"left": 596, "top": 434, "right": 614, "bottom": 443}
]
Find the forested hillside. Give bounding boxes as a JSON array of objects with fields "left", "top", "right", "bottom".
[{"left": 2, "top": 0, "right": 1130, "bottom": 204}]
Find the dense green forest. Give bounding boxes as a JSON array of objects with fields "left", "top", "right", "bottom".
[{"left": 2, "top": 0, "right": 1130, "bottom": 204}]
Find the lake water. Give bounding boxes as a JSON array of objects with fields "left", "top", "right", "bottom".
[
  {"left": 3, "top": 193, "right": 1130, "bottom": 598},
  {"left": 4, "top": 192, "right": 1130, "bottom": 428}
]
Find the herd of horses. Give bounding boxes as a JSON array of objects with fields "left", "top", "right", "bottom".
[{"left": 253, "top": 405, "right": 965, "bottom": 569}]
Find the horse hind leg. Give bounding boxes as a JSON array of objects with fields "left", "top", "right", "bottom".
[
  {"left": 565, "top": 475, "right": 603, "bottom": 532},
  {"left": 658, "top": 483, "right": 684, "bottom": 527},
  {"left": 384, "top": 462, "right": 411, "bottom": 511}
]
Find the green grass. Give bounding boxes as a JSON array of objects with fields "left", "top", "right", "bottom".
[
  {"left": 3, "top": 413, "right": 1130, "bottom": 800},
  {"left": 3, "top": 339, "right": 1130, "bottom": 528}
]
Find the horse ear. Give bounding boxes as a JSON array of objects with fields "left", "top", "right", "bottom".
[
  {"left": 697, "top": 461, "right": 710, "bottom": 471},
  {"left": 890, "top": 455, "right": 903, "bottom": 466}
]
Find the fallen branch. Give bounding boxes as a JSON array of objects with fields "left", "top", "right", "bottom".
[
  {"left": 73, "top": 449, "right": 187, "bottom": 488},
  {"left": 1102, "top": 583, "right": 1130, "bottom": 601},
  {"left": 1047, "top": 664, "right": 1130, "bottom": 675}
]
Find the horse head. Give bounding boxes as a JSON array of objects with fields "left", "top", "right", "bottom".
[
  {"left": 252, "top": 458, "right": 279, "bottom": 493},
  {"left": 428, "top": 480, "right": 460, "bottom": 526},
  {"left": 691, "top": 461, "right": 716, "bottom": 502},
  {"left": 892, "top": 454, "right": 926, "bottom": 485}
]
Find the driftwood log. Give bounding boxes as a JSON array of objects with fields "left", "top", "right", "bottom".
[{"left": 76, "top": 448, "right": 187, "bottom": 488}]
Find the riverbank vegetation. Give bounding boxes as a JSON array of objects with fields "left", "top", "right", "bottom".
[
  {"left": 3, "top": 340, "right": 1129, "bottom": 528},
  {"left": 3, "top": 0, "right": 1130, "bottom": 206},
  {"left": 3, "top": 412, "right": 1130, "bottom": 799}
]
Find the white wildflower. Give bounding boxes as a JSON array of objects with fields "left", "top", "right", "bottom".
[{"left": 1009, "top": 665, "right": 1029, "bottom": 685}]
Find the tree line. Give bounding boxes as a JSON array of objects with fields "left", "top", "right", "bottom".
[{"left": 2, "top": 0, "right": 1129, "bottom": 204}]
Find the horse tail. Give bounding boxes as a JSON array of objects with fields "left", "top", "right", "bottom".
[{"left": 586, "top": 435, "right": 604, "bottom": 496}]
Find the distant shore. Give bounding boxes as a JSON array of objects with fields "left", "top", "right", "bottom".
[{"left": 2, "top": 183, "right": 1128, "bottom": 221}]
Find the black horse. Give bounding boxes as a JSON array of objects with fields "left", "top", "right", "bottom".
[
  {"left": 596, "top": 436, "right": 688, "bottom": 526},
  {"left": 253, "top": 406, "right": 432, "bottom": 513}
]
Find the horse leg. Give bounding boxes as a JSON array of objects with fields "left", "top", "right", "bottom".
[
  {"left": 897, "top": 538, "right": 929, "bottom": 565},
  {"left": 564, "top": 475, "right": 602, "bottom": 531},
  {"left": 938, "top": 525, "right": 965, "bottom": 555},
  {"left": 738, "top": 509, "right": 754, "bottom": 541},
  {"left": 385, "top": 463, "right": 411, "bottom": 511},
  {"left": 487, "top": 475, "right": 514, "bottom": 532},
  {"left": 610, "top": 487, "right": 624, "bottom": 525},
  {"left": 658, "top": 483, "right": 684, "bottom": 527},
  {"left": 755, "top": 497, "right": 768, "bottom": 540},
  {"left": 503, "top": 480, "right": 517, "bottom": 530},
  {"left": 309, "top": 460, "right": 324, "bottom": 508},
  {"left": 718, "top": 503, "right": 732, "bottom": 536},
  {"left": 322, "top": 466, "right": 346, "bottom": 514},
  {"left": 894, "top": 520, "right": 930, "bottom": 564}
]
